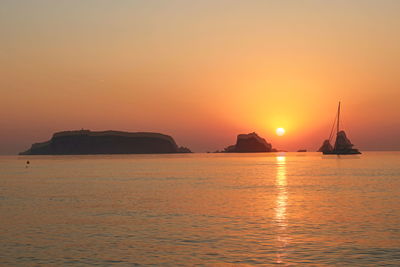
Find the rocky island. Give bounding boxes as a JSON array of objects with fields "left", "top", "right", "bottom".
[
  {"left": 318, "top": 139, "right": 333, "bottom": 152},
  {"left": 20, "top": 130, "right": 191, "bottom": 155},
  {"left": 222, "top": 132, "right": 276, "bottom": 153}
]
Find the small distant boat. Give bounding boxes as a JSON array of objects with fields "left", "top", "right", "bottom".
[
  {"left": 297, "top": 149, "right": 307, "bottom": 152},
  {"left": 319, "top": 102, "right": 361, "bottom": 155}
]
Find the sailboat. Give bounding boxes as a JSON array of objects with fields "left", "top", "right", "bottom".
[{"left": 319, "top": 102, "right": 361, "bottom": 155}]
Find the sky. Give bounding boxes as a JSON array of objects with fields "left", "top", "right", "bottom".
[{"left": 1, "top": 0, "right": 399, "bottom": 154}]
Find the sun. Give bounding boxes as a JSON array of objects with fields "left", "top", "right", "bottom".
[{"left": 276, "top": 127, "right": 285, "bottom": 136}]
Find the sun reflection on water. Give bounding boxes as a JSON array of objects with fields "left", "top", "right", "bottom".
[{"left": 275, "top": 155, "right": 288, "bottom": 264}]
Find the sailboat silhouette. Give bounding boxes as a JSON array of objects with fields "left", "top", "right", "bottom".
[{"left": 319, "top": 102, "right": 361, "bottom": 155}]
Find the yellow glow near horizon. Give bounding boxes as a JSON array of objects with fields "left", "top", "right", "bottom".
[{"left": 276, "top": 128, "right": 286, "bottom": 136}]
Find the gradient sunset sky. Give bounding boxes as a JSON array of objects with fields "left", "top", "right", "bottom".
[{"left": 1, "top": 0, "right": 399, "bottom": 154}]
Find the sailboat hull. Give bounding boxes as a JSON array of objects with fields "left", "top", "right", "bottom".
[{"left": 323, "top": 149, "right": 361, "bottom": 155}]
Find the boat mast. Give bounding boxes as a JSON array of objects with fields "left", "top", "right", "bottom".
[{"left": 337, "top": 101, "right": 341, "bottom": 134}]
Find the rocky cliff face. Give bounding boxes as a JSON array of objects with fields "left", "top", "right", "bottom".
[
  {"left": 20, "top": 130, "right": 191, "bottom": 155},
  {"left": 224, "top": 132, "right": 275, "bottom": 153}
]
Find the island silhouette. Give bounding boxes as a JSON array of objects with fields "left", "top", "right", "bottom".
[
  {"left": 20, "top": 130, "right": 191, "bottom": 155},
  {"left": 219, "top": 132, "right": 277, "bottom": 153},
  {"left": 21, "top": 130, "right": 281, "bottom": 155}
]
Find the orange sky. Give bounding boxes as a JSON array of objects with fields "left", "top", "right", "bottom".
[{"left": 1, "top": 0, "right": 400, "bottom": 154}]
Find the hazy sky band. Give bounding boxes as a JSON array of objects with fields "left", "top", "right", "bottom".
[{"left": 1, "top": 0, "right": 399, "bottom": 153}]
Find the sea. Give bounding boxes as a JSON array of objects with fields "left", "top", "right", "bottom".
[{"left": 0, "top": 152, "right": 399, "bottom": 266}]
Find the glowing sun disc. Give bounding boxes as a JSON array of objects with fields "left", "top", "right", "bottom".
[{"left": 276, "top": 128, "right": 285, "bottom": 136}]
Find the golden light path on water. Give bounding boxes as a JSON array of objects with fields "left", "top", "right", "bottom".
[{"left": 275, "top": 155, "right": 288, "bottom": 264}]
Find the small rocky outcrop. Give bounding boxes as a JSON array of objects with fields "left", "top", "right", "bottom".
[
  {"left": 177, "top": 146, "right": 192, "bottom": 153},
  {"left": 335, "top": 131, "right": 355, "bottom": 151},
  {"left": 223, "top": 132, "right": 275, "bottom": 153},
  {"left": 318, "top": 139, "right": 333, "bottom": 152},
  {"left": 20, "top": 130, "right": 192, "bottom": 155}
]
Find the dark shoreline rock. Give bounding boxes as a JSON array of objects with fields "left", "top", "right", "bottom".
[
  {"left": 20, "top": 130, "right": 192, "bottom": 155},
  {"left": 222, "top": 132, "right": 276, "bottom": 153}
]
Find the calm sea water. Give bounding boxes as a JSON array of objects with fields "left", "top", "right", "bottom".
[{"left": 1, "top": 152, "right": 399, "bottom": 266}]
